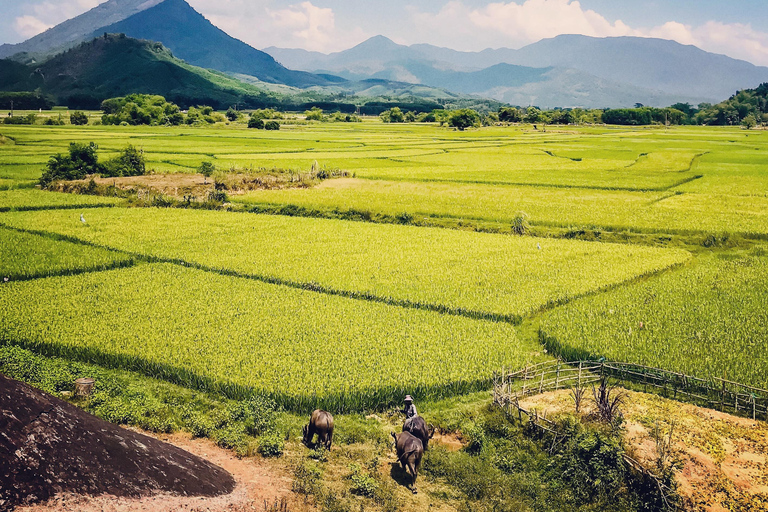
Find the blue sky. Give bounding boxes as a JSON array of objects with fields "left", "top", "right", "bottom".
[{"left": 2, "top": 0, "right": 768, "bottom": 65}]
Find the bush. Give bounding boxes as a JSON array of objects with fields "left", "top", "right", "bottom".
[
  {"left": 226, "top": 107, "right": 239, "bottom": 122},
  {"left": 264, "top": 120, "right": 280, "bottom": 131},
  {"left": 258, "top": 432, "right": 284, "bottom": 457},
  {"left": 4, "top": 113, "right": 36, "bottom": 125},
  {"left": 304, "top": 107, "right": 324, "bottom": 121},
  {"left": 44, "top": 116, "right": 65, "bottom": 126},
  {"left": 348, "top": 463, "right": 378, "bottom": 497},
  {"left": 70, "top": 111, "right": 89, "bottom": 125},
  {"left": 40, "top": 142, "right": 101, "bottom": 186},
  {"left": 227, "top": 395, "right": 278, "bottom": 436},
  {"left": 248, "top": 117, "right": 264, "bottom": 129},
  {"left": 102, "top": 145, "right": 146, "bottom": 178}
]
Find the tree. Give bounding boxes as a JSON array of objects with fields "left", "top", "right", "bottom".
[
  {"left": 380, "top": 107, "right": 405, "bottom": 123},
  {"left": 448, "top": 109, "right": 480, "bottom": 130},
  {"left": 198, "top": 161, "right": 215, "bottom": 184},
  {"left": 264, "top": 120, "right": 280, "bottom": 131},
  {"left": 39, "top": 142, "right": 101, "bottom": 186},
  {"left": 305, "top": 107, "right": 324, "bottom": 121},
  {"left": 226, "top": 108, "right": 239, "bottom": 122},
  {"left": 499, "top": 107, "right": 522, "bottom": 123},
  {"left": 248, "top": 117, "right": 264, "bottom": 129},
  {"left": 69, "top": 111, "right": 89, "bottom": 126},
  {"left": 103, "top": 145, "right": 146, "bottom": 177},
  {"left": 742, "top": 114, "right": 757, "bottom": 129}
]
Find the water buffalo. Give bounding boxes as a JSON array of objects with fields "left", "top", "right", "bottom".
[
  {"left": 391, "top": 431, "right": 423, "bottom": 493},
  {"left": 303, "top": 409, "right": 334, "bottom": 450},
  {"left": 403, "top": 416, "right": 435, "bottom": 451}
]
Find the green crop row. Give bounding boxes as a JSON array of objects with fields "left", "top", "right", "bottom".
[
  {"left": 0, "top": 189, "right": 123, "bottom": 211},
  {"left": 0, "top": 227, "right": 134, "bottom": 281},
  {"left": 540, "top": 251, "right": 768, "bottom": 389},
  {"left": 0, "top": 208, "right": 691, "bottom": 320},
  {"left": 0, "top": 263, "right": 541, "bottom": 411},
  {"left": 235, "top": 178, "right": 768, "bottom": 237}
]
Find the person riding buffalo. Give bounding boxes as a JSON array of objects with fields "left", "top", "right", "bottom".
[{"left": 403, "top": 395, "right": 417, "bottom": 429}]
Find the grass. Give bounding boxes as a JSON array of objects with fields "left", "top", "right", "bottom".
[{"left": 0, "top": 208, "right": 691, "bottom": 321}]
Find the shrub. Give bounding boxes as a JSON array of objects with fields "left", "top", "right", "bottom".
[
  {"left": 40, "top": 142, "right": 101, "bottom": 186},
  {"left": 264, "top": 120, "right": 280, "bottom": 131},
  {"left": 103, "top": 145, "right": 146, "bottom": 178},
  {"left": 226, "top": 107, "right": 239, "bottom": 122},
  {"left": 304, "top": 107, "right": 324, "bottom": 121},
  {"left": 511, "top": 212, "right": 529, "bottom": 235},
  {"left": 348, "top": 464, "right": 378, "bottom": 497},
  {"left": 199, "top": 161, "right": 215, "bottom": 183},
  {"left": 248, "top": 117, "right": 264, "bottom": 129},
  {"left": 70, "top": 111, "right": 89, "bottom": 125},
  {"left": 4, "top": 113, "right": 37, "bottom": 125},
  {"left": 44, "top": 116, "right": 65, "bottom": 126},
  {"left": 258, "top": 432, "right": 284, "bottom": 457},
  {"left": 227, "top": 395, "right": 278, "bottom": 436}
]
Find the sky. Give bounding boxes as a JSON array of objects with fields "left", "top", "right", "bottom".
[{"left": 1, "top": 0, "right": 768, "bottom": 66}]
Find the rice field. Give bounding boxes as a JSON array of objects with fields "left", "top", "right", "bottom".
[
  {"left": 0, "top": 120, "right": 765, "bottom": 410},
  {"left": 0, "top": 263, "right": 539, "bottom": 411},
  {"left": 0, "top": 227, "right": 134, "bottom": 281},
  {"left": 0, "top": 207, "right": 690, "bottom": 321},
  {"left": 540, "top": 252, "right": 768, "bottom": 388}
]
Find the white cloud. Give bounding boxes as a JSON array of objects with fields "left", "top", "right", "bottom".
[
  {"left": 14, "top": 15, "right": 53, "bottom": 38},
  {"left": 187, "top": 0, "right": 368, "bottom": 52}
]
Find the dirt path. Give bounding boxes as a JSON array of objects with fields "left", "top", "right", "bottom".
[{"left": 17, "top": 430, "right": 314, "bottom": 512}]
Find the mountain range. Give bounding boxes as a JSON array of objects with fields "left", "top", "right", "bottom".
[
  {"left": 2, "top": 0, "right": 768, "bottom": 108},
  {"left": 266, "top": 34, "right": 768, "bottom": 107}
]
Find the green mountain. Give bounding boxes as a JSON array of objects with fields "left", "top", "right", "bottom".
[
  {"left": 89, "top": 0, "right": 341, "bottom": 88},
  {"left": 0, "top": 35, "right": 282, "bottom": 109},
  {"left": 0, "top": 0, "right": 340, "bottom": 89}
]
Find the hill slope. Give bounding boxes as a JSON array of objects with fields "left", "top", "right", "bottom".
[
  {"left": 0, "top": 35, "right": 284, "bottom": 108},
  {"left": 0, "top": 0, "right": 162, "bottom": 59},
  {"left": 91, "top": 0, "right": 339, "bottom": 87}
]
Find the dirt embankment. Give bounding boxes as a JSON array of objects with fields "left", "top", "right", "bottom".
[
  {"left": 519, "top": 389, "right": 768, "bottom": 511},
  {"left": 0, "top": 374, "right": 236, "bottom": 511}
]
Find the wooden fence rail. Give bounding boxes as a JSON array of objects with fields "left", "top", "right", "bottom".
[{"left": 494, "top": 360, "right": 768, "bottom": 421}]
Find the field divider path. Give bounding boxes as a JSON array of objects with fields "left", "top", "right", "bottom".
[
  {"left": 0, "top": 216, "right": 692, "bottom": 326},
  {"left": 0, "top": 222, "right": 521, "bottom": 324}
]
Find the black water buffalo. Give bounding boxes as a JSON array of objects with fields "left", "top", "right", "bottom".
[
  {"left": 403, "top": 416, "right": 435, "bottom": 451},
  {"left": 303, "top": 409, "right": 334, "bottom": 450},
  {"left": 391, "top": 431, "right": 423, "bottom": 493}
]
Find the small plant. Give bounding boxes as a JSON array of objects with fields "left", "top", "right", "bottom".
[
  {"left": 199, "top": 161, "right": 215, "bottom": 184},
  {"left": 258, "top": 432, "right": 285, "bottom": 457},
  {"left": 348, "top": 463, "right": 378, "bottom": 497},
  {"left": 570, "top": 384, "right": 586, "bottom": 413},
  {"left": 511, "top": 211, "right": 529, "bottom": 235},
  {"left": 292, "top": 460, "right": 322, "bottom": 495},
  {"left": 592, "top": 378, "right": 625, "bottom": 424},
  {"left": 264, "top": 120, "right": 280, "bottom": 131},
  {"left": 309, "top": 446, "right": 328, "bottom": 462}
]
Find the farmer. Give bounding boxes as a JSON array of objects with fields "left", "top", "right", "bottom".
[{"left": 403, "top": 395, "right": 418, "bottom": 429}]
